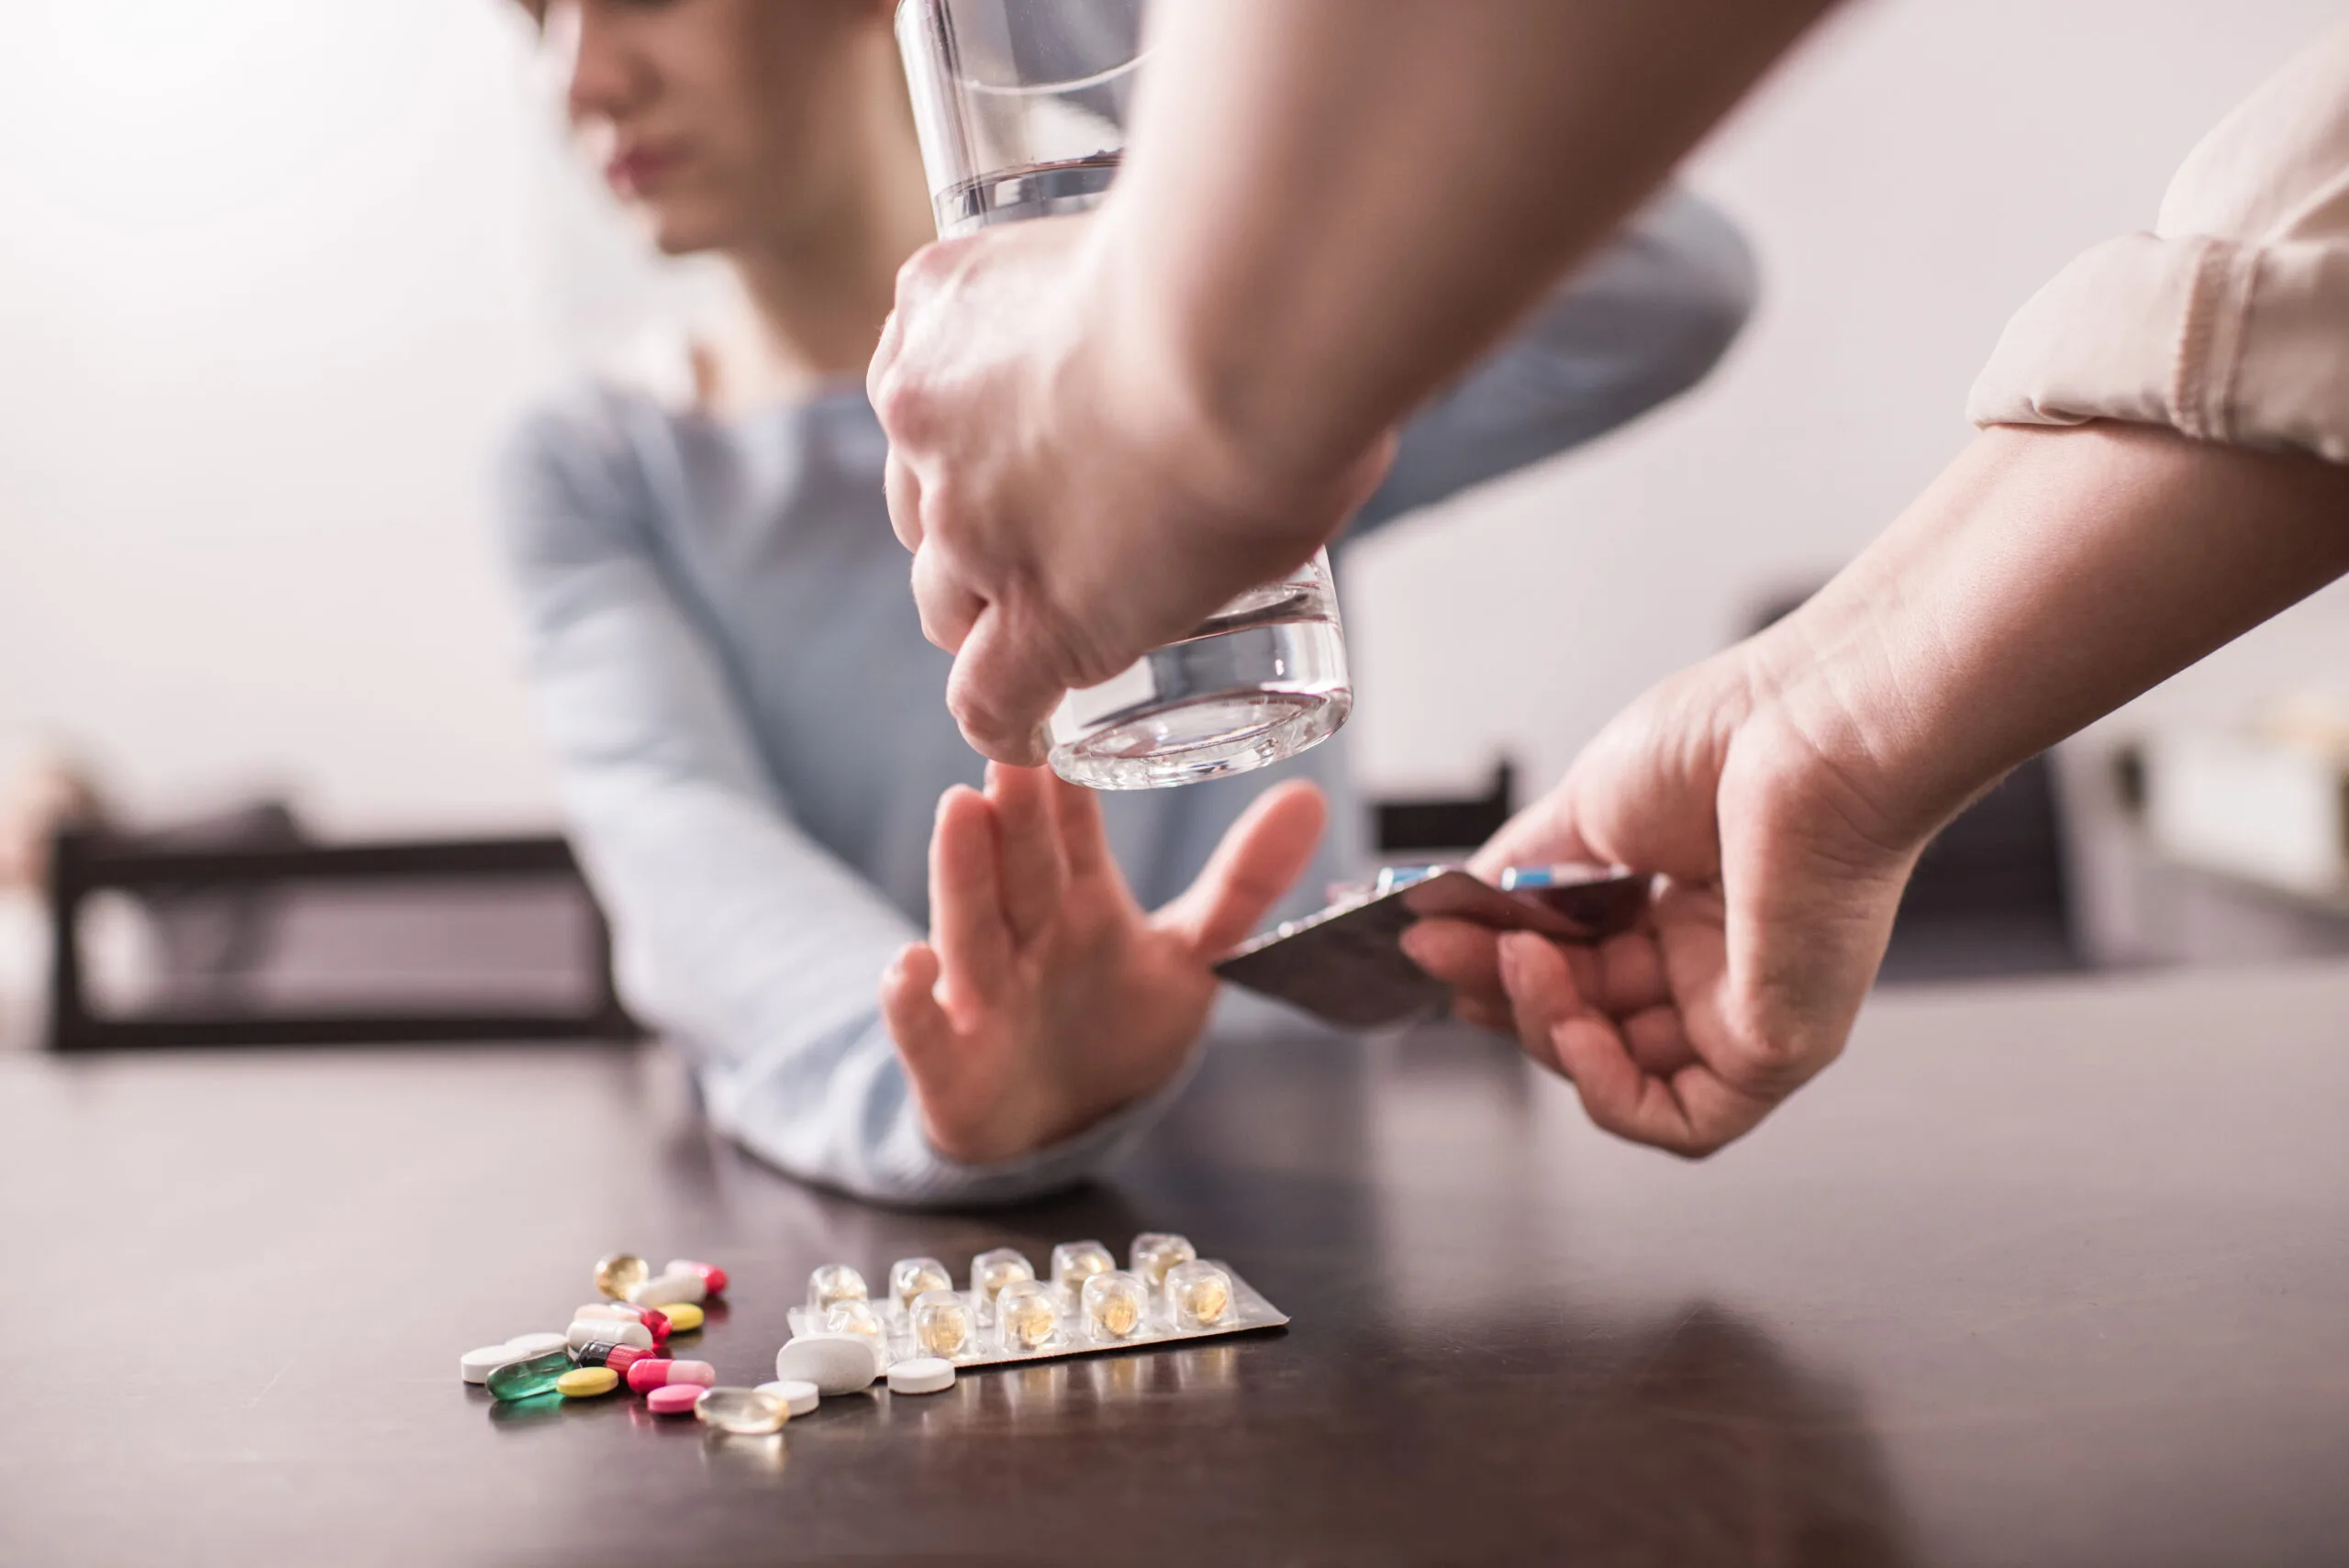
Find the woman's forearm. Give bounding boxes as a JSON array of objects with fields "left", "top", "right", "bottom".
[
  {"left": 1104, "top": 0, "right": 1834, "bottom": 488},
  {"left": 1756, "top": 423, "right": 2349, "bottom": 846}
]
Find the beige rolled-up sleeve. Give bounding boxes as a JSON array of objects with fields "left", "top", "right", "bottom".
[{"left": 1969, "top": 22, "right": 2349, "bottom": 464}]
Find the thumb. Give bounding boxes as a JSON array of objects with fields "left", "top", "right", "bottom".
[
  {"left": 947, "top": 606, "right": 1063, "bottom": 768},
  {"left": 1160, "top": 780, "right": 1328, "bottom": 957},
  {"left": 881, "top": 941, "right": 960, "bottom": 1093},
  {"left": 1469, "top": 782, "right": 1595, "bottom": 882}
]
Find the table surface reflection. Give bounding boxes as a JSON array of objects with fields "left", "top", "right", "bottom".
[{"left": 9, "top": 962, "right": 2349, "bottom": 1567}]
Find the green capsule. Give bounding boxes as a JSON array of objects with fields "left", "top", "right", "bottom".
[{"left": 485, "top": 1349, "right": 573, "bottom": 1402}]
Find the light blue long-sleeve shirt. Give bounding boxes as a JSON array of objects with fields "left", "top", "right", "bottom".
[{"left": 495, "top": 190, "right": 1753, "bottom": 1207}]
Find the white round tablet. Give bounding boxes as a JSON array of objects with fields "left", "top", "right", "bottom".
[
  {"left": 461, "top": 1343, "right": 529, "bottom": 1384},
  {"left": 773, "top": 1332, "right": 879, "bottom": 1397},
  {"left": 756, "top": 1378, "right": 822, "bottom": 1418},
  {"left": 887, "top": 1357, "right": 955, "bottom": 1396},
  {"left": 502, "top": 1331, "right": 567, "bottom": 1359}
]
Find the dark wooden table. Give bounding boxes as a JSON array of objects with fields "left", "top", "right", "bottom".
[{"left": 8, "top": 962, "right": 2349, "bottom": 1567}]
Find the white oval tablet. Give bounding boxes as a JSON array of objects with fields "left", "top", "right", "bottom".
[
  {"left": 461, "top": 1343, "right": 529, "bottom": 1384},
  {"left": 756, "top": 1378, "right": 822, "bottom": 1418},
  {"left": 887, "top": 1357, "right": 955, "bottom": 1396},
  {"left": 502, "top": 1332, "right": 567, "bottom": 1359},
  {"left": 773, "top": 1332, "right": 878, "bottom": 1396}
]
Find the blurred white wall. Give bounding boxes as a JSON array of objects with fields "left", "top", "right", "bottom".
[
  {"left": 0, "top": 0, "right": 562, "bottom": 831},
  {"left": 2, "top": 0, "right": 2344, "bottom": 833},
  {"left": 1346, "top": 0, "right": 2349, "bottom": 795}
]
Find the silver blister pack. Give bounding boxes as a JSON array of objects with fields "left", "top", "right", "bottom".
[{"left": 783, "top": 1235, "right": 1286, "bottom": 1373}]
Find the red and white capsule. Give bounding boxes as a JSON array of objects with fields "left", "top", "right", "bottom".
[
  {"left": 665, "top": 1259, "right": 729, "bottom": 1296},
  {"left": 575, "top": 1302, "right": 671, "bottom": 1343}
]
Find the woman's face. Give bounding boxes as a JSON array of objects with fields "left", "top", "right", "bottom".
[{"left": 525, "top": 0, "right": 899, "bottom": 256}]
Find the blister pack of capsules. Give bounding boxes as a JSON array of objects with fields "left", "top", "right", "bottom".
[{"left": 784, "top": 1233, "right": 1286, "bottom": 1372}]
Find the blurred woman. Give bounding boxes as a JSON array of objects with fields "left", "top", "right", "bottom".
[{"left": 498, "top": 0, "right": 1754, "bottom": 1203}]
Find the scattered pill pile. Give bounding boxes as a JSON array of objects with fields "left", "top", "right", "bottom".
[{"left": 460, "top": 1234, "right": 1290, "bottom": 1432}]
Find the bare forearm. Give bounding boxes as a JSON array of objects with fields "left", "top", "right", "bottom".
[
  {"left": 1758, "top": 424, "right": 2349, "bottom": 845},
  {"left": 1104, "top": 0, "right": 1834, "bottom": 488}
]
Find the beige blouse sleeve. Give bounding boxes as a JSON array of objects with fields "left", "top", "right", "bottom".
[{"left": 1969, "top": 22, "right": 2349, "bottom": 464}]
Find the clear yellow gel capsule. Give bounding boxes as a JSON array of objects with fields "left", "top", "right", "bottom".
[
  {"left": 1050, "top": 1240, "right": 1113, "bottom": 1296},
  {"left": 1081, "top": 1270, "right": 1148, "bottom": 1340},
  {"left": 807, "top": 1262, "right": 869, "bottom": 1315},
  {"left": 661, "top": 1302, "right": 706, "bottom": 1333},
  {"left": 890, "top": 1256, "right": 952, "bottom": 1311},
  {"left": 555, "top": 1366, "right": 619, "bottom": 1398},
  {"left": 596, "top": 1252, "right": 651, "bottom": 1301},
  {"left": 1129, "top": 1232, "right": 1196, "bottom": 1290},
  {"left": 996, "top": 1279, "right": 1059, "bottom": 1351},
  {"left": 911, "top": 1288, "right": 974, "bottom": 1358},
  {"left": 696, "top": 1386, "right": 788, "bottom": 1436},
  {"left": 1165, "top": 1260, "right": 1232, "bottom": 1329}
]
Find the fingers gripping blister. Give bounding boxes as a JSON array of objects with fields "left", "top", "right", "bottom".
[
  {"left": 781, "top": 1235, "right": 1286, "bottom": 1376},
  {"left": 1212, "top": 863, "right": 1652, "bottom": 1029}
]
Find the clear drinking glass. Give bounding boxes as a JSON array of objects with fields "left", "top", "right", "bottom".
[{"left": 895, "top": 0, "right": 1353, "bottom": 790}]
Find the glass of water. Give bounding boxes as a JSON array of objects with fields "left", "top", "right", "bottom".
[{"left": 895, "top": 0, "right": 1353, "bottom": 790}]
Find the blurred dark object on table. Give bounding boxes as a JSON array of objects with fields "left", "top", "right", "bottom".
[{"left": 49, "top": 821, "right": 636, "bottom": 1051}]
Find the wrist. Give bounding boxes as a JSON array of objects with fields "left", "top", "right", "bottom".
[{"left": 1084, "top": 206, "right": 1385, "bottom": 574}]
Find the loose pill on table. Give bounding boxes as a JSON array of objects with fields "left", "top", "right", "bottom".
[
  {"left": 628, "top": 1271, "right": 707, "bottom": 1309},
  {"left": 774, "top": 1332, "right": 880, "bottom": 1396},
  {"left": 502, "top": 1331, "right": 568, "bottom": 1359},
  {"left": 696, "top": 1386, "right": 788, "bottom": 1435},
  {"left": 485, "top": 1349, "right": 574, "bottom": 1402},
  {"left": 658, "top": 1301, "right": 704, "bottom": 1334},
  {"left": 461, "top": 1343, "right": 532, "bottom": 1384},
  {"left": 755, "top": 1379, "right": 821, "bottom": 1418},
  {"left": 665, "top": 1259, "right": 729, "bottom": 1296},
  {"left": 626, "top": 1358, "right": 716, "bottom": 1393},
  {"left": 887, "top": 1357, "right": 955, "bottom": 1396},
  {"left": 556, "top": 1366, "right": 619, "bottom": 1398},
  {"left": 567, "top": 1318, "right": 653, "bottom": 1353},
  {"left": 572, "top": 1338, "right": 649, "bottom": 1372},
  {"left": 645, "top": 1384, "right": 705, "bottom": 1416},
  {"left": 596, "top": 1252, "right": 651, "bottom": 1301}
]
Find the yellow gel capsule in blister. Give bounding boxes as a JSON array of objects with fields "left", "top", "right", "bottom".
[
  {"left": 969, "top": 1248, "right": 1033, "bottom": 1309},
  {"left": 996, "top": 1279, "right": 1059, "bottom": 1351},
  {"left": 1050, "top": 1240, "right": 1113, "bottom": 1296},
  {"left": 1165, "top": 1260, "right": 1231, "bottom": 1329},
  {"left": 911, "top": 1288, "right": 974, "bottom": 1359},
  {"left": 807, "top": 1262, "right": 868, "bottom": 1315},
  {"left": 1081, "top": 1270, "right": 1148, "bottom": 1341},
  {"left": 825, "top": 1298, "right": 885, "bottom": 1355},
  {"left": 1129, "top": 1232, "right": 1196, "bottom": 1290},
  {"left": 889, "top": 1256, "right": 952, "bottom": 1312}
]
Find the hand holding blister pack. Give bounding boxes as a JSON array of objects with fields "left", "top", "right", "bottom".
[{"left": 1213, "top": 864, "right": 1650, "bottom": 1029}]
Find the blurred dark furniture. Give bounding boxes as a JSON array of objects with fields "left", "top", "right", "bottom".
[
  {"left": 1374, "top": 760, "right": 1517, "bottom": 856},
  {"left": 49, "top": 828, "right": 636, "bottom": 1051}
]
